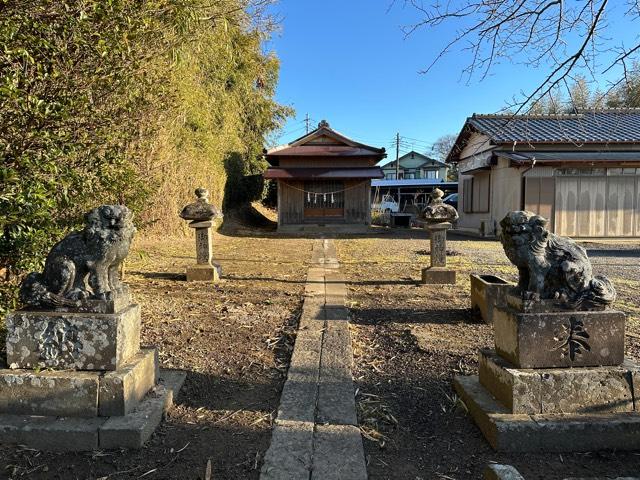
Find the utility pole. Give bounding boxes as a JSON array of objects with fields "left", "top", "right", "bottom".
[
  {"left": 305, "top": 113, "right": 310, "bottom": 134},
  {"left": 395, "top": 132, "right": 401, "bottom": 206},
  {"left": 395, "top": 132, "right": 400, "bottom": 180}
]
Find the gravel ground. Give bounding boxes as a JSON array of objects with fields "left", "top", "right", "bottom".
[{"left": 336, "top": 228, "right": 640, "bottom": 480}]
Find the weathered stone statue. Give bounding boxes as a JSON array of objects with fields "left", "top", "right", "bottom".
[
  {"left": 180, "top": 188, "right": 222, "bottom": 282},
  {"left": 420, "top": 188, "right": 458, "bottom": 284},
  {"left": 499, "top": 211, "right": 616, "bottom": 310},
  {"left": 453, "top": 211, "right": 637, "bottom": 453},
  {"left": 2, "top": 204, "right": 184, "bottom": 452},
  {"left": 19, "top": 204, "right": 136, "bottom": 309}
]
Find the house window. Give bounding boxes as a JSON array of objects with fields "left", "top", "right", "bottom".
[
  {"left": 385, "top": 173, "right": 393, "bottom": 179},
  {"left": 462, "top": 174, "right": 490, "bottom": 213},
  {"left": 425, "top": 170, "right": 438, "bottom": 179},
  {"left": 406, "top": 173, "right": 414, "bottom": 179},
  {"left": 463, "top": 178, "right": 473, "bottom": 213}
]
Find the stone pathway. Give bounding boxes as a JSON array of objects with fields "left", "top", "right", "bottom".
[{"left": 260, "top": 239, "right": 367, "bottom": 480}]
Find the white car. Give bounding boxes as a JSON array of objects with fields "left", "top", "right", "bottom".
[{"left": 373, "top": 194, "right": 399, "bottom": 213}]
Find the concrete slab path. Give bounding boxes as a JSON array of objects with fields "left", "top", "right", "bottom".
[{"left": 261, "top": 239, "right": 367, "bottom": 480}]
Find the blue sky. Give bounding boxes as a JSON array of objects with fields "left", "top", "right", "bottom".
[{"left": 267, "top": 0, "right": 638, "bottom": 161}]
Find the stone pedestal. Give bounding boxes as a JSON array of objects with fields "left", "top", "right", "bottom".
[
  {"left": 0, "top": 301, "right": 185, "bottom": 451},
  {"left": 454, "top": 300, "right": 640, "bottom": 452},
  {"left": 493, "top": 304, "right": 625, "bottom": 368},
  {"left": 6, "top": 305, "right": 141, "bottom": 371},
  {"left": 186, "top": 220, "right": 221, "bottom": 283},
  {"left": 421, "top": 222, "right": 456, "bottom": 285}
]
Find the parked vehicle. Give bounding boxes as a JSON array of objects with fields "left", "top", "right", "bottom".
[
  {"left": 443, "top": 193, "right": 458, "bottom": 210},
  {"left": 372, "top": 194, "right": 399, "bottom": 213}
]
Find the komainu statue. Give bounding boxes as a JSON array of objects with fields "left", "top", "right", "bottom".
[
  {"left": 20, "top": 205, "right": 136, "bottom": 308},
  {"left": 499, "top": 211, "right": 616, "bottom": 310}
]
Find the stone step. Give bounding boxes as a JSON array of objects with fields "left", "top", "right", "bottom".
[
  {"left": 99, "top": 348, "right": 159, "bottom": 416},
  {"left": 455, "top": 374, "right": 640, "bottom": 452},
  {"left": 0, "top": 348, "right": 158, "bottom": 418},
  {"left": 0, "top": 369, "right": 185, "bottom": 451},
  {"left": 99, "top": 369, "right": 186, "bottom": 449}
]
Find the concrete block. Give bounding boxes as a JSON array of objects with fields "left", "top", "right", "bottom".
[
  {"left": 470, "top": 274, "right": 514, "bottom": 324},
  {"left": 5, "top": 304, "right": 141, "bottom": 371},
  {"left": 317, "top": 321, "right": 357, "bottom": 425},
  {"left": 421, "top": 267, "right": 456, "bottom": 285},
  {"left": 479, "top": 350, "right": 636, "bottom": 414},
  {"left": 493, "top": 306, "right": 625, "bottom": 368},
  {"left": 0, "top": 369, "right": 99, "bottom": 417},
  {"left": 261, "top": 420, "right": 314, "bottom": 480},
  {"left": 186, "top": 263, "right": 221, "bottom": 282},
  {"left": 311, "top": 424, "right": 367, "bottom": 480},
  {"left": 277, "top": 331, "right": 322, "bottom": 423},
  {"left": 99, "top": 348, "right": 158, "bottom": 417},
  {"left": 0, "top": 414, "right": 106, "bottom": 451},
  {"left": 98, "top": 369, "right": 185, "bottom": 449},
  {"left": 484, "top": 464, "right": 525, "bottom": 480}
]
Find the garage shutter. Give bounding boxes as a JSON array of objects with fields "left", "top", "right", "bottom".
[{"left": 555, "top": 169, "right": 638, "bottom": 237}]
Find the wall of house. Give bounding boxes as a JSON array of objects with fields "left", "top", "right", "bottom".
[{"left": 459, "top": 133, "right": 493, "bottom": 159}]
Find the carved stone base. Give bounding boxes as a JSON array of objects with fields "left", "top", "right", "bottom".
[
  {"left": 186, "top": 263, "right": 221, "bottom": 282},
  {"left": 5, "top": 304, "right": 141, "bottom": 371},
  {"left": 493, "top": 306, "right": 625, "bottom": 368},
  {"left": 454, "top": 374, "right": 640, "bottom": 452},
  {"left": 51, "top": 286, "right": 133, "bottom": 314},
  {"left": 478, "top": 349, "right": 638, "bottom": 414},
  {"left": 0, "top": 348, "right": 158, "bottom": 418},
  {"left": 421, "top": 267, "right": 456, "bottom": 285}
]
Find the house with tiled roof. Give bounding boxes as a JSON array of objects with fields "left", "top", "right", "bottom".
[
  {"left": 380, "top": 151, "right": 447, "bottom": 180},
  {"left": 448, "top": 109, "right": 640, "bottom": 238}
]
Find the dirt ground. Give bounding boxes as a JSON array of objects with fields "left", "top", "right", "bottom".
[
  {"left": 2, "top": 223, "right": 640, "bottom": 480},
  {"left": 336, "top": 229, "right": 640, "bottom": 480},
  {"left": 0, "top": 232, "right": 313, "bottom": 480}
]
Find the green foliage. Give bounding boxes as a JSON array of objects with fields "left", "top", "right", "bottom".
[{"left": 0, "top": 0, "right": 292, "bottom": 314}]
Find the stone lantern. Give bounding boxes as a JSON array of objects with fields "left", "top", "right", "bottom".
[
  {"left": 420, "top": 188, "right": 458, "bottom": 284},
  {"left": 180, "top": 188, "right": 222, "bottom": 282}
]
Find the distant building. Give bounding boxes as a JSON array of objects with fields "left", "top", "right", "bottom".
[
  {"left": 263, "top": 120, "right": 386, "bottom": 230},
  {"left": 448, "top": 110, "right": 640, "bottom": 238},
  {"left": 380, "top": 151, "right": 447, "bottom": 180}
]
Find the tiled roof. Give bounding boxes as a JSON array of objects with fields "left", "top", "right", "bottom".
[{"left": 468, "top": 109, "right": 640, "bottom": 144}]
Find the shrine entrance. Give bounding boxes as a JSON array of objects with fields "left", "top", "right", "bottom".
[{"left": 303, "top": 180, "right": 345, "bottom": 221}]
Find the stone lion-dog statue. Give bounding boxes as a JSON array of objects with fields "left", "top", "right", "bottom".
[
  {"left": 20, "top": 205, "right": 136, "bottom": 308},
  {"left": 499, "top": 211, "right": 615, "bottom": 310}
]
